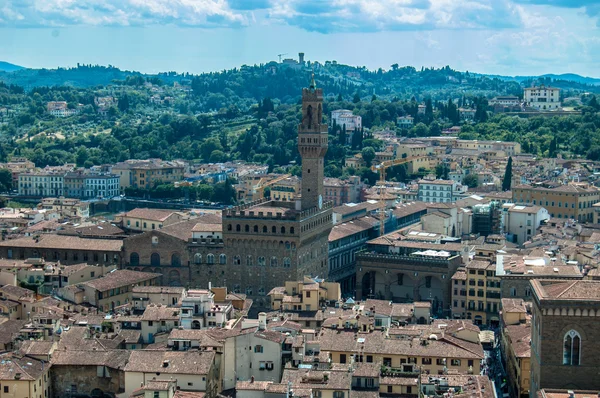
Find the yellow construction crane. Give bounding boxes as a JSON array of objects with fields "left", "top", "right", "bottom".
[
  {"left": 277, "top": 53, "right": 288, "bottom": 63},
  {"left": 370, "top": 156, "right": 427, "bottom": 235},
  {"left": 253, "top": 174, "right": 292, "bottom": 199}
]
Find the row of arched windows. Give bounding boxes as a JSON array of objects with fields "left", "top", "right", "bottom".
[
  {"left": 228, "top": 224, "right": 295, "bottom": 235},
  {"left": 194, "top": 253, "right": 226, "bottom": 265}
]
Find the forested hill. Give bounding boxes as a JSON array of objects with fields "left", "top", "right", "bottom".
[{"left": 1, "top": 61, "right": 599, "bottom": 103}]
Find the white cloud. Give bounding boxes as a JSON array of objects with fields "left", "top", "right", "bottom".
[{"left": 0, "top": 0, "right": 248, "bottom": 27}]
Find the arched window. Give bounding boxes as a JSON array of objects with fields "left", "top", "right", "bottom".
[
  {"left": 194, "top": 253, "right": 202, "bottom": 264},
  {"left": 234, "top": 255, "right": 241, "bottom": 265},
  {"left": 245, "top": 225, "right": 250, "bottom": 232},
  {"left": 171, "top": 253, "right": 181, "bottom": 267},
  {"left": 281, "top": 226, "right": 286, "bottom": 234},
  {"left": 219, "top": 254, "right": 227, "bottom": 264},
  {"left": 207, "top": 254, "right": 215, "bottom": 265},
  {"left": 151, "top": 253, "right": 160, "bottom": 266},
  {"left": 283, "top": 257, "right": 291, "bottom": 268},
  {"left": 290, "top": 227, "right": 295, "bottom": 234},
  {"left": 246, "top": 255, "right": 253, "bottom": 266},
  {"left": 272, "top": 226, "right": 276, "bottom": 233},
  {"left": 258, "top": 256, "right": 266, "bottom": 266},
  {"left": 262, "top": 226, "right": 267, "bottom": 233},
  {"left": 130, "top": 252, "right": 139, "bottom": 266},
  {"left": 254, "top": 225, "right": 258, "bottom": 232},
  {"left": 563, "top": 330, "right": 581, "bottom": 365},
  {"left": 227, "top": 224, "right": 232, "bottom": 231},
  {"left": 270, "top": 257, "right": 278, "bottom": 267},
  {"left": 236, "top": 224, "right": 241, "bottom": 232}
]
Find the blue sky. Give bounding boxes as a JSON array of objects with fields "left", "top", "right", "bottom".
[{"left": 0, "top": 0, "right": 599, "bottom": 77}]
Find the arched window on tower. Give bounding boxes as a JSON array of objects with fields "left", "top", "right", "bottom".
[
  {"left": 270, "top": 257, "right": 278, "bottom": 267},
  {"left": 234, "top": 255, "right": 241, "bottom": 265},
  {"left": 130, "top": 252, "right": 139, "bottom": 266},
  {"left": 563, "top": 330, "right": 581, "bottom": 365},
  {"left": 219, "top": 254, "right": 227, "bottom": 265},
  {"left": 207, "top": 254, "right": 215, "bottom": 265},
  {"left": 246, "top": 255, "right": 253, "bottom": 266},
  {"left": 194, "top": 253, "right": 202, "bottom": 264}
]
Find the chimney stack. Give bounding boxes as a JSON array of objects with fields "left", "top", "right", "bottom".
[{"left": 258, "top": 312, "right": 267, "bottom": 330}]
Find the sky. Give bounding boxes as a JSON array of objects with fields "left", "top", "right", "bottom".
[{"left": 0, "top": 0, "right": 599, "bottom": 77}]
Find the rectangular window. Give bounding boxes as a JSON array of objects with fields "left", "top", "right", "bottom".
[
  {"left": 340, "top": 354, "right": 347, "bottom": 364},
  {"left": 254, "top": 345, "right": 263, "bottom": 353}
]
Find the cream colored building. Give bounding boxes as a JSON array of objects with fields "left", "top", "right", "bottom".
[
  {"left": 500, "top": 298, "right": 531, "bottom": 398},
  {"left": 268, "top": 277, "right": 341, "bottom": 311},
  {"left": 318, "top": 321, "right": 483, "bottom": 376},
  {"left": 524, "top": 85, "right": 560, "bottom": 111},
  {"left": 0, "top": 352, "right": 51, "bottom": 398},
  {"left": 118, "top": 208, "right": 184, "bottom": 232},
  {"left": 460, "top": 260, "right": 501, "bottom": 326},
  {"left": 124, "top": 351, "right": 218, "bottom": 397}
]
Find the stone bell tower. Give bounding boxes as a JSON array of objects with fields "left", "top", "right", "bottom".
[{"left": 298, "top": 74, "right": 328, "bottom": 211}]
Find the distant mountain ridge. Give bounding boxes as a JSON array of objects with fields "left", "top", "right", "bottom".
[
  {"left": 0, "top": 61, "right": 24, "bottom": 72},
  {"left": 0, "top": 60, "right": 599, "bottom": 91}
]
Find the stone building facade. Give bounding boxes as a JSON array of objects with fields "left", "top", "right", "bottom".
[
  {"left": 205, "top": 80, "right": 333, "bottom": 306},
  {"left": 122, "top": 217, "right": 224, "bottom": 288},
  {"left": 530, "top": 279, "right": 600, "bottom": 395},
  {"left": 356, "top": 237, "right": 465, "bottom": 315}
]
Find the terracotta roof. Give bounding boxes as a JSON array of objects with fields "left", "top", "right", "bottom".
[
  {"left": 533, "top": 280, "right": 600, "bottom": 301},
  {"left": 18, "top": 341, "right": 55, "bottom": 357},
  {"left": 141, "top": 305, "right": 180, "bottom": 321},
  {"left": 255, "top": 329, "right": 286, "bottom": 344},
  {"left": 318, "top": 328, "right": 483, "bottom": 360},
  {"left": 365, "top": 299, "right": 393, "bottom": 317},
  {"left": 83, "top": 270, "right": 161, "bottom": 292},
  {"left": 168, "top": 329, "right": 224, "bottom": 348},
  {"left": 124, "top": 350, "right": 215, "bottom": 375},
  {"left": 236, "top": 381, "right": 272, "bottom": 391},
  {"left": 132, "top": 286, "right": 185, "bottom": 294},
  {"left": 538, "top": 389, "right": 600, "bottom": 398},
  {"left": 466, "top": 260, "right": 491, "bottom": 270},
  {"left": 0, "top": 284, "right": 34, "bottom": 298},
  {"left": 51, "top": 349, "right": 130, "bottom": 369},
  {"left": 452, "top": 269, "right": 467, "bottom": 280},
  {"left": 74, "top": 223, "right": 124, "bottom": 236},
  {"left": 0, "top": 352, "right": 47, "bottom": 381},
  {"left": 0, "top": 234, "right": 123, "bottom": 251},
  {"left": 418, "top": 179, "right": 456, "bottom": 185},
  {"left": 501, "top": 298, "right": 527, "bottom": 313},
  {"left": 123, "top": 208, "right": 177, "bottom": 222},
  {"left": 329, "top": 218, "right": 377, "bottom": 242},
  {"left": 352, "top": 362, "right": 380, "bottom": 378},
  {"left": 281, "top": 368, "right": 352, "bottom": 391},
  {"left": 505, "top": 324, "right": 531, "bottom": 358},
  {"left": 0, "top": 320, "right": 28, "bottom": 345},
  {"left": 173, "top": 392, "right": 206, "bottom": 398}
]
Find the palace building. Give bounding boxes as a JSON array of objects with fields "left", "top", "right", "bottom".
[{"left": 191, "top": 77, "right": 334, "bottom": 306}]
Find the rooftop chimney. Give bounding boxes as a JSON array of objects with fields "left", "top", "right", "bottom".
[{"left": 258, "top": 312, "right": 267, "bottom": 330}]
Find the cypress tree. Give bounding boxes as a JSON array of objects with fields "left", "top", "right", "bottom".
[{"left": 502, "top": 156, "right": 513, "bottom": 191}]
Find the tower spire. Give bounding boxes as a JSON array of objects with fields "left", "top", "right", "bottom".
[{"left": 309, "top": 72, "right": 316, "bottom": 90}]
